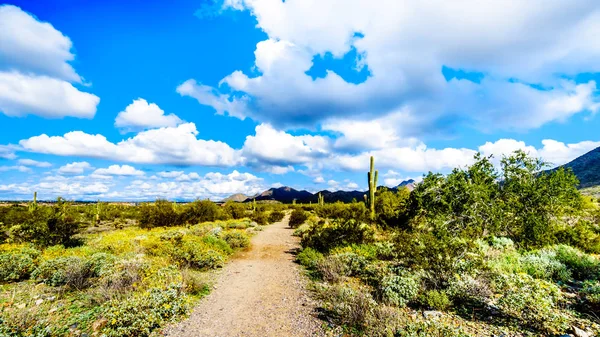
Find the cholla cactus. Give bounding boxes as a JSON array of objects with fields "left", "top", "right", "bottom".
[{"left": 367, "top": 156, "right": 378, "bottom": 220}]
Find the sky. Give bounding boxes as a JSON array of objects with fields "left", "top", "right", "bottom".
[{"left": 1, "top": 0, "right": 600, "bottom": 201}]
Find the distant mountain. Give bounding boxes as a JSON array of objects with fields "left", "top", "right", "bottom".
[
  {"left": 222, "top": 193, "right": 250, "bottom": 202},
  {"left": 254, "top": 186, "right": 314, "bottom": 203},
  {"left": 395, "top": 179, "right": 416, "bottom": 191},
  {"left": 223, "top": 179, "right": 420, "bottom": 204},
  {"left": 558, "top": 146, "right": 600, "bottom": 188}
]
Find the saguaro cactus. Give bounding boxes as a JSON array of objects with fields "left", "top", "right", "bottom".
[
  {"left": 29, "top": 191, "right": 38, "bottom": 212},
  {"left": 95, "top": 201, "right": 101, "bottom": 225},
  {"left": 367, "top": 156, "right": 378, "bottom": 219},
  {"left": 252, "top": 198, "right": 256, "bottom": 212},
  {"left": 318, "top": 192, "right": 324, "bottom": 206}
]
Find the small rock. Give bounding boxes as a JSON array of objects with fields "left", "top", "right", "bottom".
[
  {"left": 48, "top": 307, "right": 57, "bottom": 313},
  {"left": 35, "top": 299, "right": 43, "bottom": 306},
  {"left": 422, "top": 310, "right": 442, "bottom": 318},
  {"left": 16, "top": 303, "right": 26, "bottom": 309},
  {"left": 92, "top": 318, "right": 108, "bottom": 332},
  {"left": 47, "top": 296, "right": 56, "bottom": 301},
  {"left": 572, "top": 326, "right": 590, "bottom": 337},
  {"left": 210, "top": 227, "right": 223, "bottom": 236}
]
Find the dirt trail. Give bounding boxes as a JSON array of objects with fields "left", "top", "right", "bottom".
[{"left": 164, "top": 215, "right": 325, "bottom": 337}]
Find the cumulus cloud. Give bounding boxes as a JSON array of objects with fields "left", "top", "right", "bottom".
[
  {"left": 0, "top": 5, "right": 99, "bottom": 118},
  {"left": 93, "top": 165, "right": 145, "bottom": 176},
  {"left": 17, "top": 158, "right": 52, "bottom": 167},
  {"left": 115, "top": 98, "right": 183, "bottom": 132},
  {"left": 180, "top": 0, "right": 600, "bottom": 133},
  {"left": 57, "top": 161, "right": 92, "bottom": 175},
  {"left": 0, "top": 145, "right": 17, "bottom": 159},
  {"left": 0, "top": 165, "right": 31, "bottom": 173},
  {"left": 20, "top": 123, "right": 241, "bottom": 167}
]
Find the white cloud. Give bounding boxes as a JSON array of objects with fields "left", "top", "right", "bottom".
[
  {"left": 17, "top": 158, "right": 51, "bottom": 167},
  {"left": 242, "top": 124, "right": 330, "bottom": 168},
  {"left": 0, "top": 5, "right": 99, "bottom": 118},
  {"left": 176, "top": 79, "right": 249, "bottom": 119},
  {"left": 93, "top": 165, "right": 144, "bottom": 176},
  {"left": 115, "top": 98, "right": 183, "bottom": 132},
  {"left": 158, "top": 171, "right": 184, "bottom": 178},
  {"left": 313, "top": 176, "right": 325, "bottom": 183},
  {"left": 20, "top": 123, "right": 241, "bottom": 167},
  {"left": 0, "top": 72, "right": 99, "bottom": 118},
  {"left": 181, "top": 1, "right": 600, "bottom": 132},
  {"left": 57, "top": 161, "right": 92, "bottom": 175},
  {"left": 0, "top": 145, "right": 17, "bottom": 159},
  {"left": 346, "top": 182, "right": 359, "bottom": 189},
  {"left": 0, "top": 165, "right": 31, "bottom": 173}
]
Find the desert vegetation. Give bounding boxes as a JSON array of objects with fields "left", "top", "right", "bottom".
[
  {"left": 295, "top": 152, "right": 600, "bottom": 336},
  {"left": 0, "top": 199, "right": 285, "bottom": 336}
]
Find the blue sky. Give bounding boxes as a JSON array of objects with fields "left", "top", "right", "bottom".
[{"left": 1, "top": 0, "right": 600, "bottom": 201}]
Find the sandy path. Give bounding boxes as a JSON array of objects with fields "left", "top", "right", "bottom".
[{"left": 163, "top": 215, "right": 324, "bottom": 337}]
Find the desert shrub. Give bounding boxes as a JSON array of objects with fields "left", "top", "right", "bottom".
[
  {"left": 419, "top": 289, "right": 451, "bottom": 310},
  {"left": 289, "top": 209, "right": 308, "bottom": 228},
  {"left": 32, "top": 256, "right": 93, "bottom": 288},
  {"left": 0, "top": 253, "right": 36, "bottom": 282},
  {"left": 316, "top": 202, "right": 369, "bottom": 222},
  {"left": 221, "top": 201, "right": 247, "bottom": 219},
  {"left": 139, "top": 200, "right": 179, "bottom": 229},
  {"left": 221, "top": 230, "right": 250, "bottom": 249},
  {"left": 375, "top": 187, "right": 411, "bottom": 227},
  {"left": 96, "top": 258, "right": 147, "bottom": 301},
  {"left": 181, "top": 268, "right": 209, "bottom": 295},
  {"left": 493, "top": 273, "right": 568, "bottom": 333},
  {"left": 555, "top": 220, "right": 600, "bottom": 254},
  {"left": 250, "top": 211, "right": 268, "bottom": 226},
  {"left": 201, "top": 235, "right": 233, "bottom": 255},
  {"left": 379, "top": 270, "right": 422, "bottom": 307},
  {"left": 296, "top": 247, "right": 324, "bottom": 270},
  {"left": 180, "top": 200, "right": 222, "bottom": 224},
  {"left": 316, "top": 255, "right": 347, "bottom": 283},
  {"left": 102, "top": 285, "right": 189, "bottom": 337},
  {"left": 173, "top": 239, "right": 226, "bottom": 270},
  {"left": 268, "top": 210, "right": 285, "bottom": 223},
  {"left": 301, "top": 219, "right": 375, "bottom": 252},
  {"left": 553, "top": 245, "right": 600, "bottom": 281},
  {"left": 447, "top": 274, "right": 492, "bottom": 306},
  {"left": 581, "top": 281, "right": 600, "bottom": 310},
  {"left": 330, "top": 252, "right": 369, "bottom": 276},
  {"left": 318, "top": 284, "right": 376, "bottom": 330},
  {"left": 520, "top": 249, "right": 571, "bottom": 282}
]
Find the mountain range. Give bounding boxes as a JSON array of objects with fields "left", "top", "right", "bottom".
[
  {"left": 223, "top": 179, "right": 416, "bottom": 203},
  {"left": 224, "top": 145, "right": 600, "bottom": 204}
]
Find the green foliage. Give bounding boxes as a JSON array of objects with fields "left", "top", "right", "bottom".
[
  {"left": 419, "top": 289, "right": 451, "bottom": 310},
  {"left": 250, "top": 210, "right": 268, "bottom": 226},
  {"left": 301, "top": 219, "right": 374, "bottom": 252},
  {"left": 493, "top": 273, "right": 568, "bottom": 333},
  {"left": 296, "top": 247, "right": 324, "bottom": 270},
  {"left": 221, "top": 201, "right": 247, "bottom": 219},
  {"left": 139, "top": 200, "right": 179, "bottom": 229},
  {"left": 318, "top": 284, "right": 376, "bottom": 330},
  {"left": 581, "top": 281, "right": 600, "bottom": 310},
  {"left": 101, "top": 285, "right": 189, "bottom": 337},
  {"left": 552, "top": 244, "right": 600, "bottom": 281},
  {"left": 315, "top": 202, "right": 369, "bottom": 222},
  {"left": 180, "top": 200, "right": 221, "bottom": 224},
  {"left": 519, "top": 249, "right": 571, "bottom": 282},
  {"left": 288, "top": 208, "right": 308, "bottom": 228},
  {"left": 221, "top": 230, "right": 250, "bottom": 249},
  {"left": 379, "top": 270, "right": 421, "bottom": 307},
  {"left": 0, "top": 253, "right": 36, "bottom": 282},
  {"left": 267, "top": 210, "right": 285, "bottom": 223},
  {"left": 374, "top": 187, "right": 410, "bottom": 227}
]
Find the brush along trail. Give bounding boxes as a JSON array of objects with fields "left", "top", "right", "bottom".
[{"left": 163, "top": 214, "right": 325, "bottom": 337}]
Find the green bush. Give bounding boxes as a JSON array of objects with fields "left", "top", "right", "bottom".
[
  {"left": 32, "top": 256, "right": 94, "bottom": 288},
  {"left": 139, "top": 200, "right": 179, "bottom": 229},
  {"left": 553, "top": 245, "right": 600, "bottom": 281},
  {"left": 221, "top": 231, "right": 250, "bottom": 249},
  {"left": 419, "top": 289, "right": 451, "bottom": 310},
  {"left": 0, "top": 253, "right": 36, "bottom": 282},
  {"left": 102, "top": 285, "right": 189, "bottom": 337},
  {"left": 318, "top": 284, "right": 376, "bottom": 330},
  {"left": 581, "top": 280, "right": 600, "bottom": 310},
  {"left": 221, "top": 201, "right": 247, "bottom": 219},
  {"left": 315, "top": 202, "right": 369, "bottom": 222},
  {"left": 296, "top": 247, "right": 324, "bottom": 270},
  {"left": 301, "top": 219, "right": 374, "bottom": 252},
  {"left": 493, "top": 273, "right": 568, "bottom": 333},
  {"left": 180, "top": 200, "right": 222, "bottom": 224},
  {"left": 289, "top": 209, "right": 308, "bottom": 228},
  {"left": 379, "top": 270, "right": 421, "bottom": 307},
  {"left": 268, "top": 210, "right": 285, "bottom": 223},
  {"left": 250, "top": 211, "right": 268, "bottom": 226},
  {"left": 173, "top": 239, "right": 226, "bottom": 270},
  {"left": 447, "top": 275, "right": 492, "bottom": 306},
  {"left": 520, "top": 249, "right": 571, "bottom": 282}
]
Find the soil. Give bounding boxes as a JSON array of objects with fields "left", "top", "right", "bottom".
[{"left": 163, "top": 215, "right": 325, "bottom": 337}]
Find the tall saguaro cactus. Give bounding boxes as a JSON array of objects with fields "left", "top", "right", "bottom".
[
  {"left": 367, "top": 156, "right": 378, "bottom": 219},
  {"left": 29, "top": 191, "right": 38, "bottom": 212},
  {"left": 318, "top": 192, "right": 324, "bottom": 206}
]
